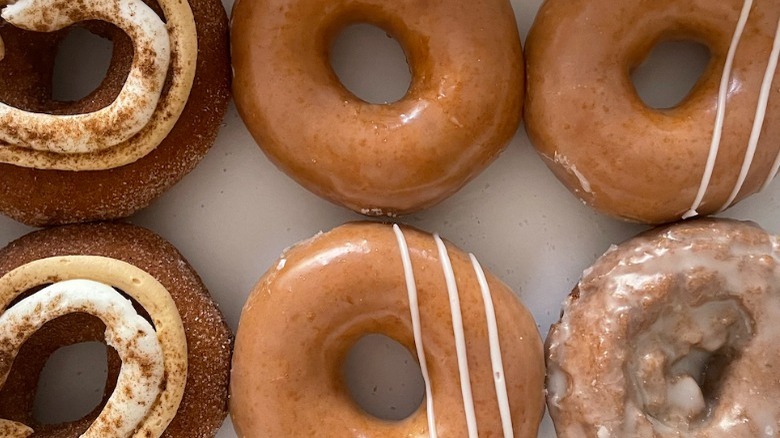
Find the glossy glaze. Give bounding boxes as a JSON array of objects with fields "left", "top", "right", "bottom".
[
  {"left": 230, "top": 0, "right": 523, "bottom": 215},
  {"left": 525, "top": 0, "right": 780, "bottom": 224},
  {"left": 230, "top": 223, "right": 544, "bottom": 437},
  {"left": 547, "top": 219, "right": 780, "bottom": 437}
]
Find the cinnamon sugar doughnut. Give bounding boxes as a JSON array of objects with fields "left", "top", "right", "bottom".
[
  {"left": 0, "top": 0, "right": 230, "bottom": 226},
  {"left": 547, "top": 219, "right": 780, "bottom": 436},
  {"left": 230, "top": 0, "right": 524, "bottom": 216},
  {"left": 0, "top": 222, "right": 231, "bottom": 437},
  {"left": 231, "top": 222, "right": 544, "bottom": 437},
  {"left": 525, "top": 0, "right": 780, "bottom": 224}
]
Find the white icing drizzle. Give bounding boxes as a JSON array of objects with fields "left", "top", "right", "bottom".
[
  {"left": 723, "top": 15, "right": 780, "bottom": 210},
  {"left": 0, "top": 279, "right": 164, "bottom": 438},
  {"left": 470, "top": 254, "right": 514, "bottom": 438},
  {"left": 0, "top": 0, "right": 170, "bottom": 153},
  {"left": 393, "top": 225, "right": 514, "bottom": 437},
  {"left": 433, "top": 234, "right": 479, "bottom": 438},
  {"left": 392, "top": 224, "right": 438, "bottom": 438},
  {"left": 683, "top": 0, "right": 753, "bottom": 219},
  {"left": 760, "top": 22, "right": 780, "bottom": 192}
]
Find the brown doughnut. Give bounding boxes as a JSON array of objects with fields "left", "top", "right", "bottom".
[
  {"left": 0, "top": 0, "right": 230, "bottom": 227},
  {"left": 0, "top": 222, "right": 232, "bottom": 437},
  {"left": 231, "top": 222, "right": 545, "bottom": 437},
  {"left": 230, "top": 0, "right": 523, "bottom": 216},
  {"left": 525, "top": 0, "right": 780, "bottom": 224},
  {"left": 546, "top": 219, "right": 780, "bottom": 436}
]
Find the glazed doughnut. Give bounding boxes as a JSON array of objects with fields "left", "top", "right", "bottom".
[
  {"left": 0, "top": 222, "right": 232, "bottom": 437},
  {"left": 231, "top": 222, "right": 544, "bottom": 437},
  {"left": 0, "top": 0, "right": 230, "bottom": 226},
  {"left": 546, "top": 218, "right": 780, "bottom": 436},
  {"left": 230, "top": 0, "right": 523, "bottom": 216},
  {"left": 525, "top": 0, "right": 780, "bottom": 224}
]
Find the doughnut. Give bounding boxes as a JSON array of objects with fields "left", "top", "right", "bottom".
[
  {"left": 231, "top": 222, "right": 544, "bottom": 436},
  {"left": 0, "top": 0, "right": 230, "bottom": 226},
  {"left": 546, "top": 218, "right": 780, "bottom": 436},
  {"left": 525, "top": 0, "right": 780, "bottom": 224},
  {"left": 0, "top": 222, "right": 232, "bottom": 437},
  {"left": 230, "top": 0, "right": 524, "bottom": 216}
]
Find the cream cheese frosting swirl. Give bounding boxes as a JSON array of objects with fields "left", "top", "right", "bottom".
[
  {"left": 0, "top": 280, "right": 164, "bottom": 438},
  {"left": 0, "top": 256, "right": 188, "bottom": 438},
  {"left": 0, "top": 0, "right": 170, "bottom": 154},
  {"left": 0, "top": 0, "right": 196, "bottom": 170}
]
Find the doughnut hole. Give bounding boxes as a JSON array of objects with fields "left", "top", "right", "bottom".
[
  {"left": 329, "top": 24, "right": 412, "bottom": 104},
  {"left": 342, "top": 334, "right": 425, "bottom": 421},
  {"left": 631, "top": 40, "right": 711, "bottom": 109},
  {"left": 33, "top": 341, "right": 109, "bottom": 424},
  {"left": 52, "top": 27, "right": 113, "bottom": 102},
  {"left": 0, "top": 312, "right": 121, "bottom": 433},
  {"left": 628, "top": 299, "right": 753, "bottom": 429}
]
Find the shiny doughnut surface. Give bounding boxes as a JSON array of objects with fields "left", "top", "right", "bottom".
[
  {"left": 526, "top": 0, "right": 780, "bottom": 224},
  {"left": 547, "top": 219, "right": 780, "bottom": 436},
  {"left": 231, "top": 0, "right": 524, "bottom": 216},
  {"left": 231, "top": 222, "right": 544, "bottom": 437}
]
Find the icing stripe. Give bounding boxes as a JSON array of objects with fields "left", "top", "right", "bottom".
[
  {"left": 470, "top": 254, "right": 514, "bottom": 438},
  {"left": 683, "top": 0, "right": 753, "bottom": 219},
  {"left": 761, "top": 18, "right": 780, "bottom": 191},
  {"left": 393, "top": 225, "right": 513, "bottom": 436},
  {"left": 434, "top": 234, "right": 479, "bottom": 438},
  {"left": 724, "top": 15, "right": 780, "bottom": 209},
  {"left": 392, "top": 224, "right": 438, "bottom": 438}
]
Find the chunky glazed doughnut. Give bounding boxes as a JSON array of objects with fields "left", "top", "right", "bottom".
[
  {"left": 0, "top": 223, "right": 231, "bottom": 437},
  {"left": 546, "top": 219, "right": 780, "bottom": 437},
  {"left": 230, "top": 0, "right": 524, "bottom": 216},
  {"left": 0, "top": 0, "right": 230, "bottom": 226},
  {"left": 525, "top": 0, "right": 780, "bottom": 224},
  {"left": 231, "top": 223, "right": 544, "bottom": 437}
]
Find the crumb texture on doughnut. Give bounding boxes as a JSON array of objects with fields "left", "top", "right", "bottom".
[
  {"left": 231, "top": 222, "right": 544, "bottom": 437},
  {"left": 0, "top": 223, "right": 232, "bottom": 437},
  {"left": 0, "top": 0, "right": 230, "bottom": 226},
  {"left": 525, "top": 0, "right": 780, "bottom": 223},
  {"left": 547, "top": 219, "right": 780, "bottom": 437},
  {"left": 231, "top": 0, "right": 524, "bottom": 216}
]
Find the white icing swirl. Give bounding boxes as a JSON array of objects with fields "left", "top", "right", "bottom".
[
  {"left": 0, "top": 279, "right": 164, "bottom": 438},
  {"left": 0, "top": 0, "right": 170, "bottom": 154}
]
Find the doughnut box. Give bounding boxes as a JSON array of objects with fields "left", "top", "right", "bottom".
[{"left": 2, "top": 0, "right": 780, "bottom": 436}]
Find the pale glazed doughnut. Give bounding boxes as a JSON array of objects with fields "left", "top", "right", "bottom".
[
  {"left": 525, "top": 0, "right": 780, "bottom": 224},
  {"left": 0, "top": 222, "right": 232, "bottom": 437},
  {"left": 546, "top": 218, "right": 780, "bottom": 437},
  {"left": 231, "top": 222, "right": 544, "bottom": 437},
  {"left": 230, "top": 0, "right": 524, "bottom": 216},
  {"left": 0, "top": 0, "right": 230, "bottom": 226}
]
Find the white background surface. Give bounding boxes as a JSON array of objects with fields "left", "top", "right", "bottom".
[{"left": 2, "top": 0, "right": 780, "bottom": 436}]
